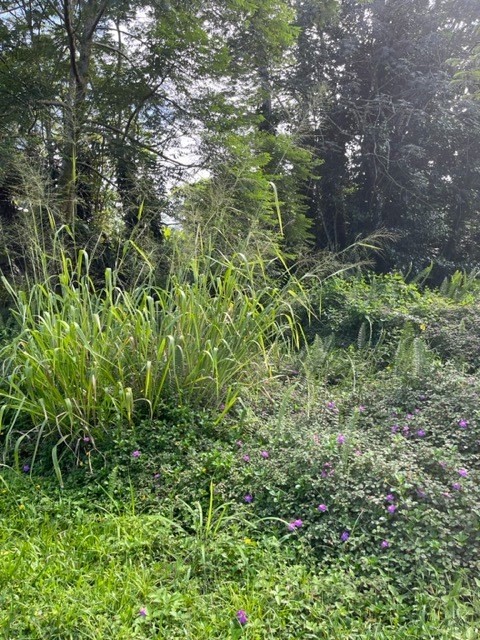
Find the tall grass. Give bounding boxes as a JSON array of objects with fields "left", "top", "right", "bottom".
[{"left": 0, "top": 219, "right": 306, "bottom": 476}]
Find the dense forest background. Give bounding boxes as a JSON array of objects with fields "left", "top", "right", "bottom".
[{"left": 0, "top": 0, "right": 479, "bottom": 275}]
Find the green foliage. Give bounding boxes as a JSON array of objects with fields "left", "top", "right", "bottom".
[
  {"left": 438, "top": 269, "right": 480, "bottom": 303},
  {"left": 2, "top": 471, "right": 480, "bottom": 639},
  {"left": 0, "top": 233, "right": 305, "bottom": 479},
  {"left": 424, "top": 302, "right": 480, "bottom": 371},
  {"left": 220, "top": 364, "right": 480, "bottom": 591}
]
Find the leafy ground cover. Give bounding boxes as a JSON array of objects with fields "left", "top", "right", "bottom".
[{"left": 1, "top": 471, "right": 480, "bottom": 640}]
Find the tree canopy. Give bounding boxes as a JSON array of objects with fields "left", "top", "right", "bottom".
[{"left": 0, "top": 0, "right": 479, "bottom": 273}]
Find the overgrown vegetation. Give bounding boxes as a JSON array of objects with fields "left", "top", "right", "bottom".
[
  {"left": 1, "top": 224, "right": 480, "bottom": 636},
  {"left": 1, "top": 1, "right": 480, "bottom": 637}
]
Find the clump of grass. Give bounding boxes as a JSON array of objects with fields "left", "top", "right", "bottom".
[{"left": 0, "top": 222, "right": 305, "bottom": 479}]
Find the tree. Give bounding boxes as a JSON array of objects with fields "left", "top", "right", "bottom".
[{"left": 288, "top": 0, "right": 480, "bottom": 271}]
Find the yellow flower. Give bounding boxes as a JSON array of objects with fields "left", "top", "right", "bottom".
[{"left": 19, "top": 504, "right": 25, "bottom": 510}]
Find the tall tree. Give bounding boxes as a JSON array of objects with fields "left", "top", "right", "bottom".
[{"left": 288, "top": 0, "right": 480, "bottom": 271}]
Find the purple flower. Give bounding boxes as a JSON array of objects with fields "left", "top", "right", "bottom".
[
  {"left": 22, "top": 464, "right": 30, "bottom": 473},
  {"left": 386, "top": 494, "right": 395, "bottom": 503},
  {"left": 83, "top": 436, "right": 90, "bottom": 443},
  {"left": 391, "top": 424, "right": 399, "bottom": 434},
  {"left": 287, "top": 519, "right": 303, "bottom": 531},
  {"left": 236, "top": 440, "right": 243, "bottom": 447},
  {"left": 458, "top": 419, "right": 469, "bottom": 429},
  {"left": 138, "top": 607, "right": 147, "bottom": 617},
  {"left": 354, "top": 449, "right": 362, "bottom": 456},
  {"left": 387, "top": 504, "right": 396, "bottom": 514},
  {"left": 381, "top": 540, "right": 390, "bottom": 549},
  {"left": 458, "top": 468, "right": 468, "bottom": 478},
  {"left": 260, "top": 451, "right": 269, "bottom": 459},
  {"left": 358, "top": 405, "right": 366, "bottom": 412},
  {"left": 236, "top": 610, "right": 248, "bottom": 625},
  {"left": 244, "top": 494, "right": 253, "bottom": 503},
  {"left": 402, "top": 425, "right": 409, "bottom": 435},
  {"left": 406, "top": 413, "right": 414, "bottom": 421},
  {"left": 341, "top": 530, "right": 350, "bottom": 542},
  {"left": 337, "top": 434, "right": 346, "bottom": 445},
  {"left": 416, "top": 429, "right": 426, "bottom": 437},
  {"left": 452, "top": 482, "right": 462, "bottom": 491},
  {"left": 242, "top": 455, "right": 250, "bottom": 463},
  {"left": 318, "top": 504, "right": 327, "bottom": 512},
  {"left": 419, "top": 394, "right": 426, "bottom": 401},
  {"left": 131, "top": 450, "right": 141, "bottom": 458},
  {"left": 327, "top": 401, "right": 337, "bottom": 411},
  {"left": 153, "top": 473, "right": 161, "bottom": 480},
  {"left": 414, "top": 408, "right": 421, "bottom": 414}
]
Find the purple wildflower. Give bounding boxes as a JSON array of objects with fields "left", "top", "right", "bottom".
[
  {"left": 406, "top": 413, "right": 414, "bottom": 421},
  {"left": 391, "top": 424, "right": 399, "bottom": 434},
  {"left": 153, "top": 473, "right": 161, "bottom": 480},
  {"left": 242, "top": 455, "right": 250, "bottom": 463},
  {"left": 138, "top": 607, "right": 147, "bottom": 618},
  {"left": 337, "top": 434, "right": 346, "bottom": 445},
  {"left": 327, "top": 401, "right": 337, "bottom": 411},
  {"left": 452, "top": 482, "right": 462, "bottom": 491},
  {"left": 236, "top": 610, "right": 248, "bottom": 625},
  {"left": 458, "top": 468, "right": 468, "bottom": 478},
  {"left": 402, "top": 425, "right": 410, "bottom": 435},
  {"left": 318, "top": 504, "right": 327, "bottom": 512},
  {"left": 236, "top": 440, "right": 243, "bottom": 447},
  {"left": 244, "top": 494, "right": 253, "bottom": 503},
  {"left": 260, "top": 451, "right": 269, "bottom": 459},
  {"left": 358, "top": 405, "right": 366, "bottom": 412},
  {"left": 419, "top": 394, "right": 426, "bottom": 401},
  {"left": 287, "top": 519, "right": 303, "bottom": 531},
  {"left": 458, "top": 419, "right": 469, "bottom": 429},
  {"left": 416, "top": 429, "right": 426, "bottom": 437},
  {"left": 415, "top": 408, "right": 421, "bottom": 414},
  {"left": 22, "top": 464, "right": 30, "bottom": 473},
  {"left": 354, "top": 449, "right": 362, "bottom": 456},
  {"left": 387, "top": 504, "right": 397, "bottom": 514},
  {"left": 386, "top": 494, "right": 395, "bottom": 503},
  {"left": 341, "top": 530, "right": 350, "bottom": 542},
  {"left": 83, "top": 436, "right": 90, "bottom": 443},
  {"left": 131, "top": 450, "right": 141, "bottom": 458},
  {"left": 381, "top": 540, "right": 390, "bottom": 549}
]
